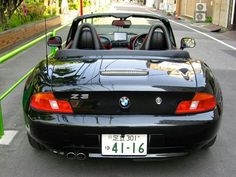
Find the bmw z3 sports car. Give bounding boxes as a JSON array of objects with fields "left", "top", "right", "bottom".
[{"left": 23, "top": 13, "right": 223, "bottom": 160}]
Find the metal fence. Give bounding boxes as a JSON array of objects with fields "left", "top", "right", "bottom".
[{"left": 0, "top": 25, "right": 67, "bottom": 138}]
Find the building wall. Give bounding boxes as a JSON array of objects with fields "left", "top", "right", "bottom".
[
  {"left": 146, "top": 0, "right": 155, "bottom": 7},
  {"left": 180, "top": 0, "right": 195, "bottom": 18},
  {"left": 231, "top": 0, "right": 236, "bottom": 29},
  {"left": 201, "top": 0, "right": 214, "bottom": 17},
  {"left": 156, "top": 0, "right": 176, "bottom": 12},
  {"left": 177, "top": 0, "right": 234, "bottom": 29},
  {"left": 212, "top": 0, "right": 230, "bottom": 28},
  {"left": 179, "top": 0, "right": 213, "bottom": 18},
  {"left": 154, "top": 0, "right": 162, "bottom": 9}
]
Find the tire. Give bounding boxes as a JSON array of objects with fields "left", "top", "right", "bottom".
[
  {"left": 27, "top": 133, "right": 45, "bottom": 150},
  {"left": 202, "top": 136, "right": 217, "bottom": 150}
]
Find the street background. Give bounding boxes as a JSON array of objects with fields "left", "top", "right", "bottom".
[{"left": 0, "top": 2, "right": 236, "bottom": 177}]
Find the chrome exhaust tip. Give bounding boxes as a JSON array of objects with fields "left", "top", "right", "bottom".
[
  {"left": 66, "top": 152, "right": 76, "bottom": 160},
  {"left": 77, "top": 153, "right": 87, "bottom": 160}
]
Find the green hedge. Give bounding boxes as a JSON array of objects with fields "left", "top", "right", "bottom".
[
  {"left": 2, "top": 2, "right": 57, "bottom": 31},
  {"left": 68, "top": 0, "right": 91, "bottom": 10}
]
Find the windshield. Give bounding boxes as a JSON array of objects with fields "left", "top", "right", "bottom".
[
  {"left": 66, "top": 14, "right": 176, "bottom": 49},
  {"left": 82, "top": 16, "right": 162, "bottom": 35}
]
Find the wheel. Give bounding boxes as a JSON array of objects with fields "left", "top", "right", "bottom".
[
  {"left": 27, "top": 133, "right": 45, "bottom": 150},
  {"left": 202, "top": 136, "right": 217, "bottom": 150}
]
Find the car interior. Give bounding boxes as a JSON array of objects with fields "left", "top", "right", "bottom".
[
  {"left": 66, "top": 18, "right": 173, "bottom": 51},
  {"left": 50, "top": 14, "right": 195, "bottom": 60}
]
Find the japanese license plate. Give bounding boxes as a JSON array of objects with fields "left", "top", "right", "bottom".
[{"left": 101, "top": 134, "right": 147, "bottom": 156}]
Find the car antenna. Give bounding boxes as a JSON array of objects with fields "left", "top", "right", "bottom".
[{"left": 44, "top": 17, "right": 49, "bottom": 74}]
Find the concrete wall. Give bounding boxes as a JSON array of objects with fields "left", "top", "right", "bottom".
[
  {"left": 201, "top": 0, "right": 214, "bottom": 17},
  {"left": 231, "top": 0, "right": 236, "bottom": 29},
  {"left": 154, "top": 0, "right": 176, "bottom": 13},
  {"left": 165, "top": 0, "right": 176, "bottom": 13},
  {"left": 179, "top": 0, "right": 213, "bottom": 18},
  {"left": 180, "top": 0, "right": 196, "bottom": 18},
  {"left": 0, "top": 16, "right": 61, "bottom": 53},
  {"left": 177, "top": 0, "right": 233, "bottom": 28},
  {"left": 152, "top": 0, "right": 160, "bottom": 9},
  {"left": 212, "top": 0, "right": 230, "bottom": 28},
  {"left": 146, "top": 0, "right": 155, "bottom": 7}
]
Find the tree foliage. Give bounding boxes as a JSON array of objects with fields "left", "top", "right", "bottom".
[{"left": 0, "top": 0, "right": 23, "bottom": 30}]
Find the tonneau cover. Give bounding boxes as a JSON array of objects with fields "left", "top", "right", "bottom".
[{"left": 55, "top": 49, "right": 191, "bottom": 60}]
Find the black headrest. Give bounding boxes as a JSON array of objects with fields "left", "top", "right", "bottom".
[
  {"left": 141, "top": 24, "right": 171, "bottom": 50},
  {"left": 72, "top": 23, "right": 103, "bottom": 50},
  {"left": 149, "top": 31, "right": 167, "bottom": 50}
]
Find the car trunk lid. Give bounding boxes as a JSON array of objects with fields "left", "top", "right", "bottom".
[{"left": 51, "top": 59, "right": 196, "bottom": 115}]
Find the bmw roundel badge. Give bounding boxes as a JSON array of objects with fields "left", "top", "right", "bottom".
[
  {"left": 155, "top": 97, "right": 162, "bottom": 105},
  {"left": 119, "top": 96, "right": 130, "bottom": 109}
]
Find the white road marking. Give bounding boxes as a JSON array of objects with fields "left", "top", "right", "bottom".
[
  {"left": 169, "top": 20, "right": 236, "bottom": 51},
  {"left": 0, "top": 130, "right": 18, "bottom": 145},
  {"left": 145, "top": 8, "right": 236, "bottom": 51}
]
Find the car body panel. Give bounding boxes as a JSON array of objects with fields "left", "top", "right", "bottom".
[
  {"left": 22, "top": 13, "right": 223, "bottom": 159},
  {"left": 51, "top": 59, "right": 197, "bottom": 90}
]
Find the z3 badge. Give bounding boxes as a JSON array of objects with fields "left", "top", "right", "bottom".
[{"left": 70, "top": 94, "right": 89, "bottom": 100}]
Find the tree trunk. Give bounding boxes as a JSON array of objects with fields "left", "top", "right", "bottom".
[
  {"left": 44, "top": 0, "right": 49, "bottom": 7},
  {"left": 0, "top": 0, "right": 4, "bottom": 27},
  {"left": 0, "top": 8, "right": 7, "bottom": 30},
  {"left": 0, "top": 0, "right": 23, "bottom": 30}
]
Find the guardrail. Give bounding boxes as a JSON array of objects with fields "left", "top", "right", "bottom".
[
  {"left": 0, "top": 68, "right": 35, "bottom": 138},
  {"left": 0, "top": 25, "right": 67, "bottom": 138},
  {"left": 0, "top": 25, "right": 66, "bottom": 64},
  {"left": 0, "top": 4, "right": 111, "bottom": 139}
]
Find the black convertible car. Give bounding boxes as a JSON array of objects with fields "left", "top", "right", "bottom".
[{"left": 23, "top": 13, "right": 223, "bottom": 160}]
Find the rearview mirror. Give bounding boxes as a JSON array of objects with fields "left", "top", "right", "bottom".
[
  {"left": 112, "top": 20, "right": 132, "bottom": 28},
  {"left": 180, "top": 37, "right": 196, "bottom": 49},
  {"left": 47, "top": 36, "right": 62, "bottom": 48}
]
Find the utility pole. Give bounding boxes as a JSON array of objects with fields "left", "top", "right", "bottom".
[
  {"left": 80, "top": 0, "right": 83, "bottom": 16},
  {"left": 175, "top": 0, "right": 181, "bottom": 19}
]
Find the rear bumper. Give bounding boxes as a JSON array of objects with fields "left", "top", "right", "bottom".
[
  {"left": 88, "top": 152, "right": 189, "bottom": 159},
  {"left": 26, "top": 109, "right": 221, "bottom": 158}
]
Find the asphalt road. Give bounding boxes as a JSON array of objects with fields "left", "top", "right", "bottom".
[{"left": 0, "top": 3, "right": 236, "bottom": 177}]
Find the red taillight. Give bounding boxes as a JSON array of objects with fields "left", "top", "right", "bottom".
[
  {"left": 30, "top": 92, "right": 73, "bottom": 113},
  {"left": 176, "top": 93, "right": 216, "bottom": 114}
]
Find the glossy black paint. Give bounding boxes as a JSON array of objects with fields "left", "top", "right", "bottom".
[
  {"left": 23, "top": 56, "right": 223, "bottom": 157},
  {"left": 22, "top": 13, "right": 223, "bottom": 159},
  {"left": 26, "top": 110, "right": 220, "bottom": 154}
]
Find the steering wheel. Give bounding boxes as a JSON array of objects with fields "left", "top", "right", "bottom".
[
  {"left": 99, "top": 36, "right": 112, "bottom": 49},
  {"left": 132, "top": 33, "right": 147, "bottom": 50}
]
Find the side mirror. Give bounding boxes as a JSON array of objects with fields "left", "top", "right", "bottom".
[
  {"left": 180, "top": 37, "right": 196, "bottom": 49},
  {"left": 47, "top": 36, "right": 62, "bottom": 48}
]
